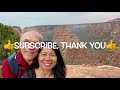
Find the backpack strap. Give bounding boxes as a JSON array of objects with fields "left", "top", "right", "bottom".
[
  {"left": 8, "top": 53, "right": 19, "bottom": 78},
  {"left": 8, "top": 53, "right": 30, "bottom": 78}
]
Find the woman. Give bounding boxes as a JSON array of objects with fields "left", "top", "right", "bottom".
[{"left": 22, "top": 41, "right": 66, "bottom": 78}]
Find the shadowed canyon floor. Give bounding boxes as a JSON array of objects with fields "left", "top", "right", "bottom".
[{"left": 66, "top": 65, "right": 120, "bottom": 78}]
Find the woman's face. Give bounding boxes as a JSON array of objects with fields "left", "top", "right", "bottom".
[{"left": 38, "top": 48, "right": 57, "bottom": 71}]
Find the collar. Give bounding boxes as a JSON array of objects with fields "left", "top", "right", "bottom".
[{"left": 17, "top": 52, "right": 33, "bottom": 68}]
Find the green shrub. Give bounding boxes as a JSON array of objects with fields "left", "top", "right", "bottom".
[{"left": 0, "top": 23, "right": 20, "bottom": 61}]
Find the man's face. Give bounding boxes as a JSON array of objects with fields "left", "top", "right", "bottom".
[{"left": 20, "top": 31, "right": 41, "bottom": 65}]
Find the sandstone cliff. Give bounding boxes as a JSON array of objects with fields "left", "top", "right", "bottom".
[
  {"left": 24, "top": 18, "right": 120, "bottom": 68},
  {"left": 11, "top": 26, "right": 22, "bottom": 35},
  {"left": 54, "top": 25, "right": 79, "bottom": 48}
]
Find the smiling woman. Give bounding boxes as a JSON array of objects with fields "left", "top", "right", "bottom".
[{"left": 21, "top": 41, "right": 66, "bottom": 78}]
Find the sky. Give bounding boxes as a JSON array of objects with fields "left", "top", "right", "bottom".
[{"left": 0, "top": 12, "right": 120, "bottom": 29}]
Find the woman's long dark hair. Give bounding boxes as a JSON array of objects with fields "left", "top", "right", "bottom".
[{"left": 34, "top": 41, "right": 66, "bottom": 78}]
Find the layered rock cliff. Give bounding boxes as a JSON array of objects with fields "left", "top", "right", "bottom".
[
  {"left": 24, "top": 18, "right": 120, "bottom": 67},
  {"left": 11, "top": 26, "right": 22, "bottom": 35}
]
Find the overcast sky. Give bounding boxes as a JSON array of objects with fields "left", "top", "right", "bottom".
[{"left": 0, "top": 12, "right": 120, "bottom": 29}]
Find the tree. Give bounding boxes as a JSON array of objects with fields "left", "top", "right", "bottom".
[{"left": 0, "top": 23, "right": 20, "bottom": 61}]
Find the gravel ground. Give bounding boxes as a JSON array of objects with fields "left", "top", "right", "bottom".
[{"left": 66, "top": 65, "right": 120, "bottom": 78}]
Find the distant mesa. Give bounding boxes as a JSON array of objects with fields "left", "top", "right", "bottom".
[
  {"left": 11, "top": 26, "right": 22, "bottom": 35},
  {"left": 22, "top": 17, "right": 120, "bottom": 46},
  {"left": 107, "top": 18, "right": 120, "bottom": 22}
]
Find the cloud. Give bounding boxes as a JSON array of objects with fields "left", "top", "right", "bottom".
[{"left": 0, "top": 12, "right": 120, "bottom": 29}]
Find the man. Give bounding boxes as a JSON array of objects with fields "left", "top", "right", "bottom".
[{"left": 2, "top": 29, "right": 43, "bottom": 78}]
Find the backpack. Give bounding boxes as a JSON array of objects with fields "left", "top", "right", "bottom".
[{"left": 8, "top": 53, "right": 28, "bottom": 78}]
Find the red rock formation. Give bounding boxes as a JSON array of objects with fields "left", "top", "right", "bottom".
[
  {"left": 86, "top": 19, "right": 120, "bottom": 40},
  {"left": 54, "top": 25, "right": 79, "bottom": 48},
  {"left": 53, "top": 25, "right": 110, "bottom": 66},
  {"left": 23, "top": 18, "right": 120, "bottom": 68},
  {"left": 11, "top": 26, "right": 22, "bottom": 35}
]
